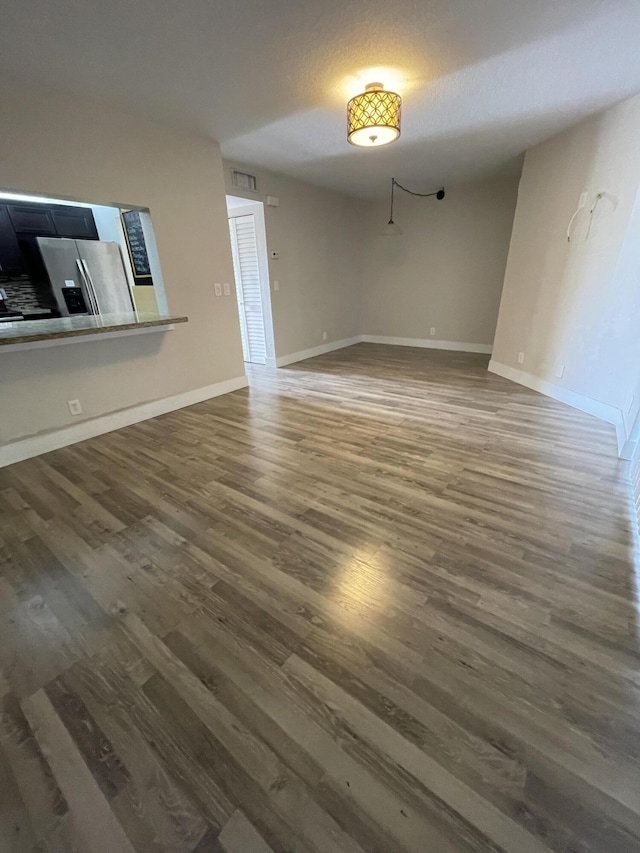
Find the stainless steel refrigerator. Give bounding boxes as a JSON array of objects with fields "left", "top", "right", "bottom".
[{"left": 37, "top": 237, "right": 135, "bottom": 317}]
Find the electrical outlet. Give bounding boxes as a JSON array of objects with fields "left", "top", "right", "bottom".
[
  {"left": 273, "top": 280, "right": 280, "bottom": 291},
  {"left": 517, "top": 352, "right": 525, "bottom": 364},
  {"left": 429, "top": 327, "right": 436, "bottom": 337},
  {"left": 322, "top": 331, "right": 327, "bottom": 341},
  {"left": 67, "top": 399, "right": 82, "bottom": 416},
  {"left": 555, "top": 363, "right": 565, "bottom": 379},
  {"left": 223, "top": 282, "right": 231, "bottom": 296},
  {"left": 214, "top": 282, "right": 222, "bottom": 297}
]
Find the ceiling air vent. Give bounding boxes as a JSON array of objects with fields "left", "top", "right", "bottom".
[{"left": 231, "top": 170, "right": 257, "bottom": 192}]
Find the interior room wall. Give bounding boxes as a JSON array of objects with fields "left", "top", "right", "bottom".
[
  {"left": 0, "top": 77, "right": 245, "bottom": 450},
  {"left": 491, "top": 94, "right": 640, "bottom": 453},
  {"left": 223, "top": 160, "right": 367, "bottom": 362},
  {"left": 139, "top": 211, "right": 167, "bottom": 313},
  {"left": 360, "top": 174, "right": 520, "bottom": 349},
  {"left": 90, "top": 204, "right": 138, "bottom": 294}
]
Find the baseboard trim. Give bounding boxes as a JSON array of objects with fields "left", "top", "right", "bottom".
[
  {"left": 276, "top": 336, "right": 362, "bottom": 367},
  {"left": 0, "top": 375, "right": 248, "bottom": 468},
  {"left": 488, "top": 360, "right": 627, "bottom": 455},
  {"left": 361, "top": 335, "right": 493, "bottom": 354}
]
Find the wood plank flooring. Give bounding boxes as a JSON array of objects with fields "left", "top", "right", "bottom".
[{"left": 1, "top": 343, "right": 639, "bottom": 852}]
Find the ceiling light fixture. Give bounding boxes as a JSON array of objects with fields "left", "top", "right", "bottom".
[
  {"left": 382, "top": 178, "right": 445, "bottom": 236},
  {"left": 347, "top": 83, "right": 401, "bottom": 147}
]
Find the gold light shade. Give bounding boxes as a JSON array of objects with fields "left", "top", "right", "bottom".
[{"left": 347, "top": 83, "right": 401, "bottom": 147}]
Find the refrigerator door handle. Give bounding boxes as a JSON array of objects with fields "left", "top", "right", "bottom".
[
  {"left": 81, "top": 259, "right": 102, "bottom": 315},
  {"left": 75, "top": 258, "right": 98, "bottom": 314}
]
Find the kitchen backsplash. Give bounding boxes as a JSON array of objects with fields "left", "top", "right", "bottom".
[{"left": 0, "top": 275, "right": 51, "bottom": 311}]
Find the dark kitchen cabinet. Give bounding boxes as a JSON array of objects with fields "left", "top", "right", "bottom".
[
  {"left": 7, "top": 201, "right": 98, "bottom": 240},
  {"left": 51, "top": 207, "right": 98, "bottom": 239},
  {"left": 0, "top": 205, "right": 25, "bottom": 274},
  {"left": 7, "top": 204, "right": 57, "bottom": 236}
]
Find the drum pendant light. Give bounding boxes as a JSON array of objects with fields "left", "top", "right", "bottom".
[{"left": 347, "top": 83, "right": 401, "bottom": 147}]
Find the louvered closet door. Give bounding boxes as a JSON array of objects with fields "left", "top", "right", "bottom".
[{"left": 228, "top": 214, "right": 267, "bottom": 364}]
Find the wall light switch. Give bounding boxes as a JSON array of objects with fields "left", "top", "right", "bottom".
[
  {"left": 517, "top": 352, "right": 525, "bottom": 364},
  {"left": 214, "top": 282, "right": 222, "bottom": 297},
  {"left": 273, "top": 280, "right": 280, "bottom": 291},
  {"left": 579, "top": 192, "right": 588, "bottom": 209},
  {"left": 223, "top": 282, "right": 231, "bottom": 296},
  {"left": 322, "top": 331, "right": 327, "bottom": 341},
  {"left": 555, "top": 363, "right": 565, "bottom": 379}
]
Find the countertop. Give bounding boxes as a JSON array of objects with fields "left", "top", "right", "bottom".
[{"left": 0, "top": 312, "right": 188, "bottom": 347}]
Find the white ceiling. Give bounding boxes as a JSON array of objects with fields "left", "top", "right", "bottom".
[{"left": 3, "top": 1, "right": 640, "bottom": 198}]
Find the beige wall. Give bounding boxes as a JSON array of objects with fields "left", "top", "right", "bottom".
[
  {"left": 224, "top": 161, "right": 365, "bottom": 358},
  {"left": 0, "top": 78, "right": 245, "bottom": 446},
  {"left": 492, "top": 95, "right": 640, "bottom": 443},
  {"left": 361, "top": 175, "right": 520, "bottom": 345}
]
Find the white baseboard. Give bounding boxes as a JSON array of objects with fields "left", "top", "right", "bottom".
[
  {"left": 488, "top": 360, "right": 626, "bottom": 455},
  {"left": 0, "top": 375, "right": 248, "bottom": 468},
  {"left": 361, "top": 335, "right": 493, "bottom": 354},
  {"left": 276, "top": 336, "right": 362, "bottom": 367}
]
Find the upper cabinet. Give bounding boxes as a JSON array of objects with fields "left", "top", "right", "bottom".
[
  {"left": 6, "top": 202, "right": 98, "bottom": 240},
  {"left": 0, "top": 205, "right": 26, "bottom": 274},
  {"left": 7, "top": 204, "right": 56, "bottom": 236},
  {"left": 50, "top": 207, "right": 99, "bottom": 239}
]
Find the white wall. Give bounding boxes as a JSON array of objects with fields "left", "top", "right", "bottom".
[
  {"left": 223, "top": 161, "right": 366, "bottom": 359},
  {"left": 491, "top": 95, "right": 640, "bottom": 452},
  {"left": 139, "top": 210, "right": 168, "bottom": 314},
  {"left": 0, "top": 77, "right": 245, "bottom": 447},
  {"left": 90, "top": 204, "right": 137, "bottom": 293},
  {"left": 361, "top": 175, "right": 520, "bottom": 348}
]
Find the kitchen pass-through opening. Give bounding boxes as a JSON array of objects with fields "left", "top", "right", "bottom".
[
  {"left": 0, "top": 188, "right": 168, "bottom": 323},
  {"left": 226, "top": 195, "right": 275, "bottom": 366}
]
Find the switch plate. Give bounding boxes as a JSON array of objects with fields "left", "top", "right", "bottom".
[
  {"left": 555, "top": 363, "right": 565, "bottom": 379},
  {"left": 322, "top": 331, "right": 327, "bottom": 341},
  {"left": 273, "top": 280, "right": 280, "bottom": 291},
  {"left": 223, "top": 282, "right": 231, "bottom": 296},
  {"left": 429, "top": 327, "right": 436, "bottom": 337},
  {"left": 214, "top": 283, "right": 222, "bottom": 297},
  {"left": 517, "top": 352, "right": 525, "bottom": 364},
  {"left": 579, "top": 192, "right": 588, "bottom": 208},
  {"left": 67, "top": 399, "right": 82, "bottom": 416}
]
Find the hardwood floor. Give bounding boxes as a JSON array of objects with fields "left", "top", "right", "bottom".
[{"left": 1, "top": 343, "right": 639, "bottom": 853}]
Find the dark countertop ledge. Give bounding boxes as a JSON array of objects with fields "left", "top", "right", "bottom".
[{"left": 0, "top": 313, "right": 188, "bottom": 347}]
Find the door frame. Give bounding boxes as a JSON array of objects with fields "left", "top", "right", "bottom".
[{"left": 227, "top": 199, "right": 276, "bottom": 367}]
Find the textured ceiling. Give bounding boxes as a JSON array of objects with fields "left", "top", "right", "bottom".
[{"left": 2, "top": 0, "right": 640, "bottom": 198}]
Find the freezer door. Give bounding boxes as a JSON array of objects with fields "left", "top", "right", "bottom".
[
  {"left": 36, "top": 237, "right": 90, "bottom": 316},
  {"left": 75, "top": 240, "right": 135, "bottom": 315}
]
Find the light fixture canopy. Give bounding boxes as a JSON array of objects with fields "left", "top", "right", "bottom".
[{"left": 347, "top": 83, "right": 401, "bottom": 148}]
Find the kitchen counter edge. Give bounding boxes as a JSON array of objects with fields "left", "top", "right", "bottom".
[{"left": 0, "top": 314, "right": 188, "bottom": 348}]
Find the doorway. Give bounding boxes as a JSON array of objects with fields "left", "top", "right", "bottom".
[{"left": 226, "top": 196, "right": 275, "bottom": 366}]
